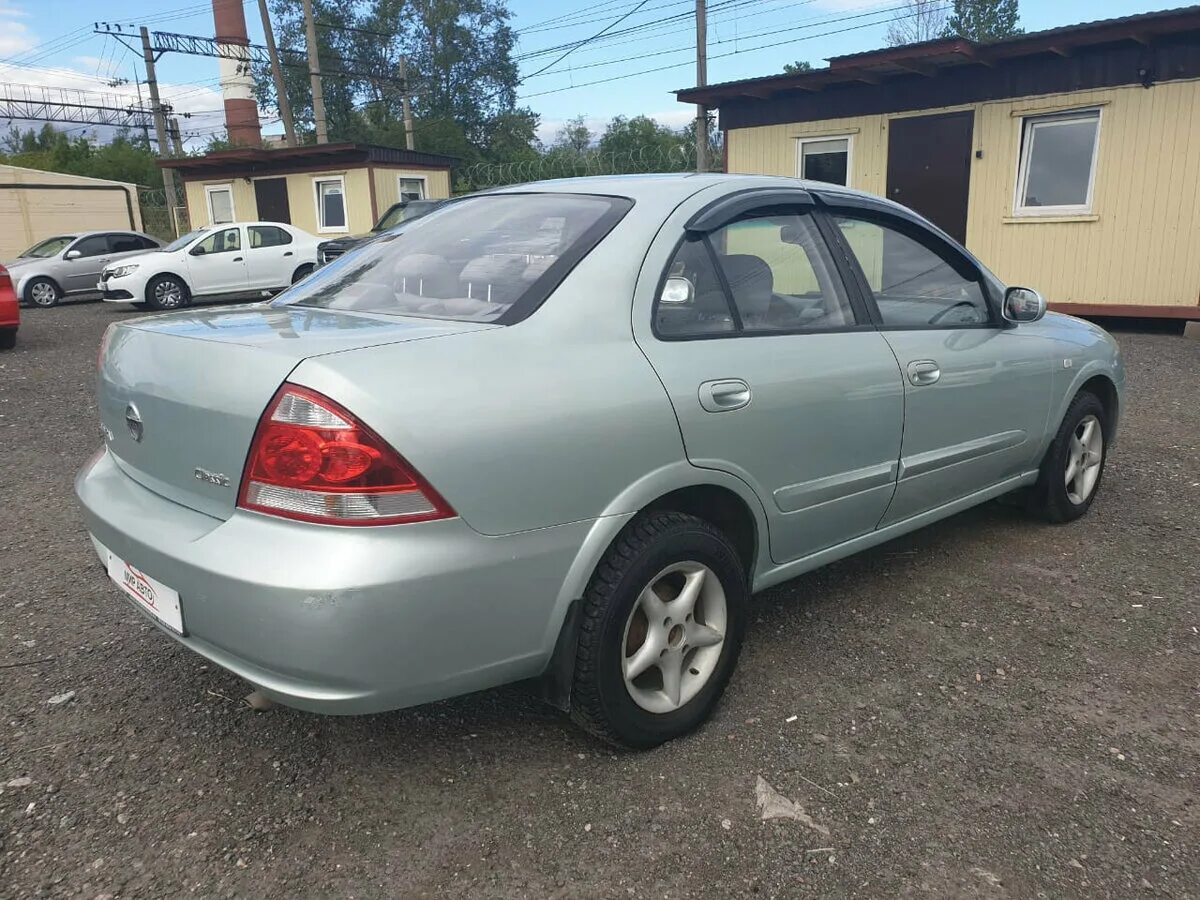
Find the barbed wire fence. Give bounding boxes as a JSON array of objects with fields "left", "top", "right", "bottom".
[
  {"left": 137, "top": 184, "right": 189, "bottom": 240},
  {"left": 460, "top": 144, "right": 717, "bottom": 191}
]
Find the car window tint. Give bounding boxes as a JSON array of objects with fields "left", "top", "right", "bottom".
[
  {"left": 138, "top": 235, "right": 160, "bottom": 250},
  {"left": 655, "top": 238, "right": 735, "bottom": 337},
  {"left": 249, "top": 225, "right": 292, "bottom": 248},
  {"left": 709, "top": 212, "right": 854, "bottom": 331},
  {"left": 108, "top": 234, "right": 144, "bottom": 253},
  {"left": 834, "top": 215, "right": 990, "bottom": 327},
  {"left": 71, "top": 235, "right": 110, "bottom": 258},
  {"left": 196, "top": 228, "right": 242, "bottom": 255}
]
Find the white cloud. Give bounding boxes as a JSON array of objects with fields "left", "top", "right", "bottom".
[{"left": 0, "top": 18, "right": 36, "bottom": 56}]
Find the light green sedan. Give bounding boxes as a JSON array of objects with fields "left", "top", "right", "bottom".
[{"left": 75, "top": 174, "right": 1124, "bottom": 748}]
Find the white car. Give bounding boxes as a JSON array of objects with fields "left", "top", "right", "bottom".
[{"left": 99, "top": 222, "right": 321, "bottom": 310}]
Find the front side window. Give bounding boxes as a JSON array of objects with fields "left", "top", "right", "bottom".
[
  {"left": 834, "top": 214, "right": 990, "bottom": 327},
  {"left": 275, "top": 193, "right": 629, "bottom": 323},
  {"left": 20, "top": 235, "right": 75, "bottom": 258},
  {"left": 70, "top": 235, "right": 110, "bottom": 258},
  {"left": 205, "top": 184, "right": 235, "bottom": 224},
  {"left": 315, "top": 178, "right": 348, "bottom": 231},
  {"left": 798, "top": 136, "right": 850, "bottom": 186},
  {"left": 656, "top": 210, "right": 853, "bottom": 338},
  {"left": 1014, "top": 109, "right": 1101, "bottom": 215},
  {"left": 399, "top": 177, "right": 425, "bottom": 202},
  {"left": 195, "top": 227, "right": 241, "bottom": 255},
  {"left": 249, "top": 225, "right": 292, "bottom": 248}
]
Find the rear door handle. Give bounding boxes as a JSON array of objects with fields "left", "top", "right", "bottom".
[
  {"left": 232, "top": 256, "right": 244, "bottom": 262},
  {"left": 283, "top": 251, "right": 293, "bottom": 257},
  {"left": 699, "top": 379, "right": 751, "bottom": 412},
  {"left": 907, "top": 360, "right": 941, "bottom": 386}
]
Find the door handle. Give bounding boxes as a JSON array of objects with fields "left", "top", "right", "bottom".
[
  {"left": 907, "top": 360, "right": 941, "bottom": 386},
  {"left": 232, "top": 256, "right": 244, "bottom": 262},
  {"left": 699, "top": 379, "right": 751, "bottom": 412},
  {"left": 283, "top": 251, "right": 293, "bottom": 257}
]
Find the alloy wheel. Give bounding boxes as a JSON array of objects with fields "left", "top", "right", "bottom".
[
  {"left": 620, "top": 561, "right": 727, "bottom": 714},
  {"left": 1065, "top": 414, "right": 1103, "bottom": 505},
  {"left": 30, "top": 282, "right": 59, "bottom": 307},
  {"left": 155, "top": 280, "right": 184, "bottom": 309}
]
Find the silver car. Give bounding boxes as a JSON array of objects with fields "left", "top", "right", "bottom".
[
  {"left": 75, "top": 175, "right": 1124, "bottom": 748},
  {"left": 7, "top": 230, "right": 164, "bottom": 307}
]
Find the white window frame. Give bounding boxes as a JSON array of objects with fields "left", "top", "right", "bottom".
[
  {"left": 398, "top": 176, "right": 426, "bottom": 202},
  {"left": 1012, "top": 108, "right": 1102, "bottom": 218},
  {"left": 204, "top": 183, "right": 236, "bottom": 225},
  {"left": 312, "top": 174, "right": 350, "bottom": 234},
  {"left": 796, "top": 134, "right": 854, "bottom": 188}
]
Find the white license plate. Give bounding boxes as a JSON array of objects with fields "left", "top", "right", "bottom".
[{"left": 105, "top": 549, "right": 184, "bottom": 634}]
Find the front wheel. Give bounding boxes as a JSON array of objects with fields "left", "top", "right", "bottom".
[
  {"left": 145, "top": 275, "right": 189, "bottom": 311},
  {"left": 1029, "top": 391, "right": 1108, "bottom": 523},
  {"left": 291, "top": 263, "right": 315, "bottom": 284},
  {"left": 0, "top": 329, "right": 15, "bottom": 350},
  {"left": 25, "top": 277, "right": 61, "bottom": 308},
  {"left": 570, "top": 511, "right": 747, "bottom": 749}
]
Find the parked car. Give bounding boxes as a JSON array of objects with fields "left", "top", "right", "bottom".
[
  {"left": 317, "top": 199, "right": 446, "bottom": 266},
  {"left": 99, "top": 222, "right": 320, "bottom": 310},
  {"left": 76, "top": 175, "right": 1124, "bottom": 748},
  {"left": 0, "top": 264, "right": 19, "bottom": 349},
  {"left": 6, "top": 231, "right": 164, "bottom": 308}
]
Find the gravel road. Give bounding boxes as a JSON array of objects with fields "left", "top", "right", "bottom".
[{"left": 1, "top": 301, "right": 1197, "bottom": 899}]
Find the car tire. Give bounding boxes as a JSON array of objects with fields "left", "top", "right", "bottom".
[
  {"left": 291, "top": 264, "right": 315, "bottom": 284},
  {"left": 1029, "top": 391, "right": 1108, "bottom": 524},
  {"left": 570, "top": 511, "right": 748, "bottom": 749},
  {"left": 25, "top": 277, "right": 61, "bottom": 308},
  {"left": 0, "top": 329, "right": 15, "bottom": 350},
  {"left": 146, "top": 275, "right": 189, "bottom": 311}
]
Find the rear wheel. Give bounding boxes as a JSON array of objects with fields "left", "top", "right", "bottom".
[
  {"left": 570, "top": 511, "right": 747, "bottom": 749},
  {"left": 0, "top": 329, "right": 15, "bottom": 350},
  {"left": 291, "top": 263, "right": 315, "bottom": 284},
  {"left": 1029, "top": 391, "right": 1108, "bottom": 523},
  {"left": 25, "top": 277, "right": 61, "bottom": 308},
  {"left": 146, "top": 275, "right": 189, "bottom": 311}
]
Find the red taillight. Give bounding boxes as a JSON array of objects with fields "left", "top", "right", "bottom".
[
  {"left": 237, "top": 385, "right": 454, "bottom": 526},
  {"left": 0, "top": 265, "right": 14, "bottom": 300}
]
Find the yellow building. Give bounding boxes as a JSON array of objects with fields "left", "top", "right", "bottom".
[
  {"left": 678, "top": 6, "right": 1200, "bottom": 320},
  {"left": 161, "top": 143, "right": 454, "bottom": 238}
]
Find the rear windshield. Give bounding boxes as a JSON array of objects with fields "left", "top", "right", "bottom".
[{"left": 272, "top": 193, "right": 631, "bottom": 323}]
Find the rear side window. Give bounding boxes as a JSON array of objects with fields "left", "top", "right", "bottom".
[
  {"left": 249, "top": 225, "right": 292, "bottom": 248},
  {"left": 137, "top": 235, "right": 160, "bottom": 249},
  {"left": 275, "top": 193, "right": 631, "bottom": 323},
  {"left": 108, "top": 233, "right": 144, "bottom": 253}
]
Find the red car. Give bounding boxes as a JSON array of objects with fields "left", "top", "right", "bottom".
[{"left": 0, "top": 264, "right": 18, "bottom": 349}]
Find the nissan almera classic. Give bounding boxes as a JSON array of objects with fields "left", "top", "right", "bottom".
[{"left": 76, "top": 174, "right": 1124, "bottom": 748}]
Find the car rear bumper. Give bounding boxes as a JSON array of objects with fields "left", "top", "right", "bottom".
[{"left": 75, "top": 448, "right": 593, "bottom": 714}]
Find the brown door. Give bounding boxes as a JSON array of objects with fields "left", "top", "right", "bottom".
[
  {"left": 254, "top": 178, "right": 291, "bottom": 224},
  {"left": 886, "top": 111, "right": 973, "bottom": 245}
]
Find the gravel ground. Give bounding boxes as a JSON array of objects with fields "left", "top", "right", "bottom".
[{"left": 1, "top": 300, "right": 1197, "bottom": 899}]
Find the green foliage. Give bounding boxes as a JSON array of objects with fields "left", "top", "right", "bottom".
[
  {"left": 598, "top": 115, "right": 689, "bottom": 160},
  {"left": 783, "top": 60, "right": 813, "bottom": 74},
  {"left": 0, "top": 124, "right": 163, "bottom": 188},
  {"left": 944, "top": 0, "right": 1022, "bottom": 42}
]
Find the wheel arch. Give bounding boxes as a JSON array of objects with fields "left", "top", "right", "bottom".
[
  {"left": 22, "top": 274, "right": 62, "bottom": 303},
  {"left": 536, "top": 465, "right": 769, "bottom": 709},
  {"left": 1078, "top": 373, "right": 1119, "bottom": 439},
  {"left": 292, "top": 262, "right": 315, "bottom": 284},
  {"left": 143, "top": 271, "right": 191, "bottom": 302}
]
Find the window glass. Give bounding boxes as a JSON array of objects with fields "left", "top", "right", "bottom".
[
  {"left": 71, "top": 235, "right": 110, "bottom": 258},
  {"left": 800, "top": 137, "right": 849, "bottom": 185},
  {"left": 834, "top": 215, "right": 989, "bottom": 327},
  {"left": 1017, "top": 109, "right": 1100, "bottom": 211},
  {"left": 249, "top": 225, "right": 292, "bottom": 248},
  {"left": 399, "top": 178, "right": 425, "bottom": 202},
  {"left": 655, "top": 238, "right": 735, "bottom": 337},
  {"left": 195, "top": 228, "right": 242, "bottom": 255},
  {"left": 108, "top": 234, "right": 144, "bottom": 253},
  {"left": 275, "top": 194, "right": 626, "bottom": 323},
  {"left": 316, "top": 179, "right": 347, "bottom": 229},
  {"left": 20, "top": 236, "right": 75, "bottom": 258},
  {"left": 207, "top": 187, "right": 234, "bottom": 224},
  {"left": 712, "top": 212, "right": 854, "bottom": 331},
  {"left": 137, "top": 235, "right": 160, "bottom": 249}
]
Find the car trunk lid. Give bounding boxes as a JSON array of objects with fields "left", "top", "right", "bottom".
[{"left": 98, "top": 304, "right": 495, "bottom": 519}]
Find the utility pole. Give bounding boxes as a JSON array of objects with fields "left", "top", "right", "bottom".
[
  {"left": 694, "top": 0, "right": 709, "bottom": 172},
  {"left": 133, "top": 63, "right": 151, "bottom": 147},
  {"left": 300, "top": 0, "right": 328, "bottom": 143},
  {"left": 168, "top": 117, "right": 184, "bottom": 156},
  {"left": 140, "top": 26, "right": 181, "bottom": 235},
  {"left": 399, "top": 56, "right": 414, "bottom": 151},
  {"left": 258, "top": 0, "right": 296, "bottom": 146}
]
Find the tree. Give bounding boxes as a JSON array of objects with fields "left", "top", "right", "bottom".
[
  {"left": 598, "top": 115, "right": 690, "bottom": 168},
  {"left": 0, "top": 124, "right": 163, "bottom": 188},
  {"left": 943, "top": 0, "right": 1022, "bottom": 42},
  {"left": 783, "top": 60, "right": 813, "bottom": 74},
  {"left": 550, "top": 115, "right": 593, "bottom": 153},
  {"left": 886, "top": 0, "right": 949, "bottom": 46}
]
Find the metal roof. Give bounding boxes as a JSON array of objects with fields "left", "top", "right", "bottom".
[{"left": 158, "top": 142, "right": 456, "bottom": 173}]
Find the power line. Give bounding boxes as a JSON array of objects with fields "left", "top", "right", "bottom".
[{"left": 524, "top": 0, "right": 655, "bottom": 81}]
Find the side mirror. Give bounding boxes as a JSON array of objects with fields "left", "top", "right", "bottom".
[
  {"left": 64, "top": 249, "right": 81, "bottom": 260},
  {"left": 190, "top": 245, "right": 207, "bottom": 256},
  {"left": 1002, "top": 286, "right": 1046, "bottom": 323},
  {"left": 659, "top": 276, "right": 694, "bottom": 305}
]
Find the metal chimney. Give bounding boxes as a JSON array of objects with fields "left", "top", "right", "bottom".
[{"left": 212, "top": 0, "right": 262, "bottom": 145}]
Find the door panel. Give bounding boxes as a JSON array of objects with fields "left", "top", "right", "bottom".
[
  {"left": 62, "top": 234, "right": 111, "bottom": 292},
  {"left": 245, "top": 225, "right": 296, "bottom": 289},
  {"left": 886, "top": 112, "right": 973, "bottom": 244},
  {"left": 254, "top": 178, "right": 291, "bottom": 224},
  {"left": 186, "top": 227, "right": 248, "bottom": 295}
]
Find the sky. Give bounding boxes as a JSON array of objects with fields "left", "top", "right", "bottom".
[{"left": 0, "top": 0, "right": 1181, "bottom": 149}]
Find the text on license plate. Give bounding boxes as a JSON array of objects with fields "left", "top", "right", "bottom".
[{"left": 105, "top": 549, "right": 184, "bottom": 633}]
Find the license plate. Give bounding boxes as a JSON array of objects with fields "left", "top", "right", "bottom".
[
  {"left": 97, "top": 281, "right": 106, "bottom": 291},
  {"left": 105, "top": 549, "right": 184, "bottom": 634}
]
